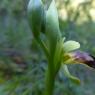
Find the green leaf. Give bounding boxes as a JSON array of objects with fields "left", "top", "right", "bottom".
[
  {"left": 27, "top": 0, "right": 45, "bottom": 39},
  {"left": 63, "top": 40, "right": 80, "bottom": 52},
  {"left": 62, "top": 65, "right": 80, "bottom": 84}
]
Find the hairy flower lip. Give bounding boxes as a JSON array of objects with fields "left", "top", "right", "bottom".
[
  {"left": 71, "top": 51, "right": 95, "bottom": 69},
  {"left": 72, "top": 51, "right": 94, "bottom": 61}
]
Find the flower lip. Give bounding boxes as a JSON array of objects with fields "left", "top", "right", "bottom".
[
  {"left": 72, "top": 51, "right": 94, "bottom": 61},
  {"left": 71, "top": 51, "right": 95, "bottom": 69}
]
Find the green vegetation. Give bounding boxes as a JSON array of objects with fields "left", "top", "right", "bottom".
[{"left": 0, "top": 0, "right": 95, "bottom": 95}]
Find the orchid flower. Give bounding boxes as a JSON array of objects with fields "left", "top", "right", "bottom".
[{"left": 27, "top": 0, "right": 95, "bottom": 95}]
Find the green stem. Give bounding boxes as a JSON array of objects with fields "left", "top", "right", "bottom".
[
  {"left": 36, "top": 38, "right": 57, "bottom": 95},
  {"left": 44, "top": 60, "right": 55, "bottom": 95}
]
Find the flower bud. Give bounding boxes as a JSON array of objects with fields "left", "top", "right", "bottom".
[
  {"left": 27, "top": 0, "right": 46, "bottom": 39},
  {"left": 46, "top": 0, "right": 61, "bottom": 56}
]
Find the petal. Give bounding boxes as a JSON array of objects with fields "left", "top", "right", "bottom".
[
  {"left": 63, "top": 41, "right": 80, "bottom": 52},
  {"left": 62, "top": 65, "right": 80, "bottom": 84}
]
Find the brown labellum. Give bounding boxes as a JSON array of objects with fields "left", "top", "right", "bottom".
[{"left": 71, "top": 51, "right": 95, "bottom": 69}]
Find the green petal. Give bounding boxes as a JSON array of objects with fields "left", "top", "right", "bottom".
[
  {"left": 63, "top": 40, "right": 80, "bottom": 52},
  {"left": 62, "top": 65, "right": 80, "bottom": 84}
]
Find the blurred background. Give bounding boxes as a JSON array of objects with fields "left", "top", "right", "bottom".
[{"left": 0, "top": 0, "right": 95, "bottom": 95}]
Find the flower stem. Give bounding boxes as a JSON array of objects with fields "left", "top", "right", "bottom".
[{"left": 44, "top": 60, "right": 55, "bottom": 95}]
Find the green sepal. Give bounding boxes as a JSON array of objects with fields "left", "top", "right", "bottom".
[
  {"left": 62, "top": 65, "right": 80, "bottom": 85},
  {"left": 27, "top": 0, "right": 46, "bottom": 39}
]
